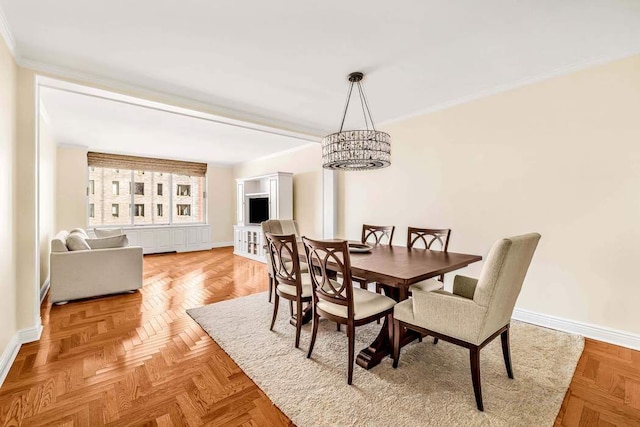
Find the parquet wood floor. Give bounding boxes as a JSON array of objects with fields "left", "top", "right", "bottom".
[{"left": 0, "top": 247, "right": 638, "bottom": 426}]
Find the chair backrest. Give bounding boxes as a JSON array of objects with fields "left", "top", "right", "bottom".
[
  {"left": 265, "top": 233, "right": 303, "bottom": 293},
  {"left": 474, "top": 233, "right": 541, "bottom": 339},
  {"left": 302, "top": 237, "right": 355, "bottom": 318},
  {"left": 262, "top": 220, "right": 301, "bottom": 277},
  {"left": 261, "top": 219, "right": 301, "bottom": 237},
  {"left": 361, "top": 224, "right": 395, "bottom": 246},
  {"left": 407, "top": 227, "right": 451, "bottom": 252}
]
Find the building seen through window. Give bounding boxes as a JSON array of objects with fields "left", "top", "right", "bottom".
[{"left": 88, "top": 167, "right": 204, "bottom": 227}]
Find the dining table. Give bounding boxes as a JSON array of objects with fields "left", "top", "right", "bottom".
[{"left": 293, "top": 242, "right": 483, "bottom": 370}]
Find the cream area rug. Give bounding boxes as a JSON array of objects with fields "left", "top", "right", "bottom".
[{"left": 187, "top": 293, "right": 584, "bottom": 427}]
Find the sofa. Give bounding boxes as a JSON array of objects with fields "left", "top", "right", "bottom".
[{"left": 49, "top": 228, "right": 143, "bottom": 304}]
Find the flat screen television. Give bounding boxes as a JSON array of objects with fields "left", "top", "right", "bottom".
[{"left": 249, "top": 197, "right": 269, "bottom": 224}]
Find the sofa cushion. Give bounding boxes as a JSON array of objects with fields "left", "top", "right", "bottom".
[
  {"left": 86, "top": 234, "right": 129, "bottom": 250},
  {"left": 51, "top": 231, "right": 70, "bottom": 253},
  {"left": 66, "top": 233, "right": 91, "bottom": 251},
  {"left": 70, "top": 228, "right": 89, "bottom": 238},
  {"left": 94, "top": 228, "right": 124, "bottom": 238}
]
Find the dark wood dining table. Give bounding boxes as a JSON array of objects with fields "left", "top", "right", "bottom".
[{"left": 294, "top": 242, "right": 482, "bottom": 370}]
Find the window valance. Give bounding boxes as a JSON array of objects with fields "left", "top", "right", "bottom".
[{"left": 87, "top": 152, "right": 207, "bottom": 177}]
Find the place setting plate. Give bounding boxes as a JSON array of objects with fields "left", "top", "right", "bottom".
[{"left": 348, "top": 241, "right": 372, "bottom": 253}]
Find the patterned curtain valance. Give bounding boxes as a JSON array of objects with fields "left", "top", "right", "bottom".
[{"left": 87, "top": 152, "right": 207, "bottom": 177}]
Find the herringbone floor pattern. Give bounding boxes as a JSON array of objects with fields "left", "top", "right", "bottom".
[
  {"left": 0, "top": 248, "right": 291, "bottom": 426},
  {"left": 0, "top": 247, "right": 639, "bottom": 426}
]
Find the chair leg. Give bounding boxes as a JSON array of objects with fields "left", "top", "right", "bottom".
[
  {"left": 347, "top": 324, "right": 356, "bottom": 385},
  {"left": 392, "top": 319, "right": 401, "bottom": 368},
  {"left": 289, "top": 300, "right": 293, "bottom": 316},
  {"left": 375, "top": 283, "right": 382, "bottom": 294},
  {"left": 268, "top": 275, "right": 273, "bottom": 302},
  {"left": 501, "top": 326, "right": 514, "bottom": 379},
  {"left": 336, "top": 323, "right": 341, "bottom": 331},
  {"left": 295, "top": 300, "right": 303, "bottom": 349},
  {"left": 470, "top": 346, "right": 484, "bottom": 411},
  {"left": 307, "top": 312, "right": 319, "bottom": 359},
  {"left": 358, "top": 280, "right": 367, "bottom": 290},
  {"left": 270, "top": 294, "right": 279, "bottom": 331},
  {"left": 433, "top": 337, "right": 439, "bottom": 344}
]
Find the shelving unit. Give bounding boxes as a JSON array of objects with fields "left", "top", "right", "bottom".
[{"left": 233, "top": 172, "right": 293, "bottom": 262}]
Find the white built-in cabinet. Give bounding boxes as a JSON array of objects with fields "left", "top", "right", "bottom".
[{"left": 234, "top": 172, "right": 293, "bottom": 261}]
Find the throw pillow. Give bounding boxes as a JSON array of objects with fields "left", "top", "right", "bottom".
[
  {"left": 66, "top": 233, "right": 91, "bottom": 251},
  {"left": 86, "top": 234, "right": 129, "bottom": 250},
  {"left": 94, "top": 228, "right": 124, "bottom": 238},
  {"left": 69, "top": 228, "right": 89, "bottom": 238}
]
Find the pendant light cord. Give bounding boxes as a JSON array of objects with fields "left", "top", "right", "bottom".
[
  {"left": 337, "top": 74, "right": 378, "bottom": 133},
  {"left": 338, "top": 81, "right": 355, "bottom": 133}
]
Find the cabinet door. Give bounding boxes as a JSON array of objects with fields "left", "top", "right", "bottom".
[
  {"left": 237, "top": 182, "right": 244, "bottom": 225},
  {"left": 269, "top": 178, "right": 278, "bottom": 219}
]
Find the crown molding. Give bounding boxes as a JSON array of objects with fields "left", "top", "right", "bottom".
[
  {"left": 0, "top": 3, "right": 16, "bottom": 57},
  {"left": 379, "top": 50, "right": 640, "bottom": 128},
  {"left": 21, "top": 56, "right": 326, "bottom": 139}
]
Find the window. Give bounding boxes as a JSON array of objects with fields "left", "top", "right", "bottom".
[
  {"left": 88, "top": 167, "right": 204, "bottom": 227},
  {"left": 134, "top": 182, "right": 145, "bottom": 195},
  {"left": 177, "top": 204, "right": 191, "bottom": 216},
  {"left": 177, "top": 184, "right": 191, "bottom": 196},
  {"left": 89, "top": 180, "right": 95, "bottom": 195}
]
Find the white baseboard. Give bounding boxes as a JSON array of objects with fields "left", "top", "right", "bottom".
[
  {"left": 513, "top": 308, "right": 640, "bottom": 351},
  {"left": 0, "top": 324, "right": 43, "bottom": 388},
  {"left": 40, "top": 278, "right": 50, "bottom": 304},
  {"left": 211, "top": 241, "right": 233, "bottom": 248}
]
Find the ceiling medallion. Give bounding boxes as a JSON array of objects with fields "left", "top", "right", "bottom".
[{"left": 322, "top": 72, "right": 391, "bottom": 171}]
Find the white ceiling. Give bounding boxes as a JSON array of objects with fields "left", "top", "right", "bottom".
[
  {"left": 4, "top": 1, "right": 640, "bottom": 157},
  {"left": 39, "top": 85, "right": 314, "bottom": 165}
]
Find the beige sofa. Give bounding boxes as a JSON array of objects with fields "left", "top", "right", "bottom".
[{"left": 50, "top": 230, "right": 143, "bottom": 304}]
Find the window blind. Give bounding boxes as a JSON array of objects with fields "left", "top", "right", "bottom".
[{"left": 87, "top": 152, "right": 207, "bottom": 177}]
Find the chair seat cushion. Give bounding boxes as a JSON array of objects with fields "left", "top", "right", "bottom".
[
  {"left": 317, "top": 287, "right": 395, "bottom": 320},
  {"left": 408, "top": 278, "right": 443, "bottom": 293},
  {"left": 283, "top": 261, "right": 309, "bottom": 274},
  {"left": 277, "top": 274, "right": 313, "bottom": 298}
]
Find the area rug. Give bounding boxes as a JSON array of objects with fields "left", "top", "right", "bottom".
[{"left": 187, "top": 293, "right": 584, "bottom": 426}]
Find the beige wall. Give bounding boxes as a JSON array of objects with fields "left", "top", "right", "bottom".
[
  {"left": 16, "top": 67, "right": 38, "bottom": 330},
  {"left": 0, "top": 36, "right": 18, "bottom": 358},
  {"left": 233, "top": 144, "right": 323, "bottom": 237},
  {"left": 207, "top": 165, "right": 235, "bottom": 244},
  {"left": 39, "top": 114, "right": 56, "bottom": 288},
  {"left": 56, "top": 145, "right": 88, "bottom": 231},
  {"left": 338, "top": 55, "right": 640, "bottom": 334}
]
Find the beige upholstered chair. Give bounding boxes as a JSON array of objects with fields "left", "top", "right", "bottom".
[
  {"left": 302, "top": 237, "right": 396, "bottom": 385},
  {"left": 392, "top": 233, "right": 541, "bottom": 411},
  {"left": 265, "top": 233, "right": 312, "bottom": 349},
  {"left": 261, "top": 220, "right": 307, "bottom": 302}
]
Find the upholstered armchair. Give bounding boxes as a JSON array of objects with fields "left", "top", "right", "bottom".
[
  {"left": 261, "top": 220, "right": 307, "bottom": 302},
  {"left": 392, "top": 233, "right": 541, "bottom": 411}
]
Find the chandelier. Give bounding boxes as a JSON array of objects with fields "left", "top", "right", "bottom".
[{"left": 322, "top": 72, "right": 391, "bottom": 171}]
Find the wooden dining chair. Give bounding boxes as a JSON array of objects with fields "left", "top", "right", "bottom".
[
  {"left": 407, "top": 227, "right": 451, "bottom": 292},
  {"left": 265, "top": 232, "right": 313, "bottom": 349},
  {"left": 302, "top": 237, "right": 396, "bottom": 385},
  {"left": 353, "top": 224, "right": 395, "bottom": 296},
  {"left": 392, "top": 233, "right": 541, "bottom": 411},
  {"left": 262, "top": 220, "right": 307, "bottom": 303}
]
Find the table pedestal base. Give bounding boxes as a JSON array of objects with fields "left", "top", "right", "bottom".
[{"left": 356, "top": 284, "right": 420, "bottom": 370}]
